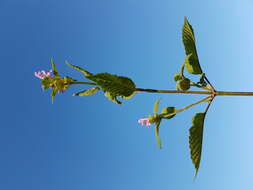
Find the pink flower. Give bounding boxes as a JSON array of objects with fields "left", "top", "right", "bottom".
[
  {"left": 138, "top": 118, "right": 151, "bottom": 127},
  {"left": 35, "top": 70, "right": 53, "bottom": 79}
]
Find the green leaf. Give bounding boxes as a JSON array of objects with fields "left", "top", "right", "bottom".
[
  {"left": 104, "top": 91, "right": 122, "bottom": 104},
  {"left": 51, "top": 59, "right": 59, "bottom": 76},
  {"left": 73, "top": 87, "right": 100, "bottom": 96},
  {"left": 153, "top": 99, "right": 160, "bottom": 114},
  {"left": 161, "top": 107, "right": 176, "bottom": 119},
  {"left": 184, "top": 54, "right": 196, "bottom": 76},
  {"left": 121, "top": 92, "right": 136, "bottom": 100},
  {"left": 155, "top": 119, "right": 162, "bottom": 149},
  {"left": 51, "top": 88, "right": 58, "bottom": 104},
  {"left": 189, "top": 112, "right": 206, "bottom": 177},
  {"left": 87, "top": 73, "right": 136, "bottom": 104},
  {"left": 182, "top": 17, "right": 202, "bottom": 75},
  {"left": 65, "top": 61, "right": 93, "bottom": 77}
]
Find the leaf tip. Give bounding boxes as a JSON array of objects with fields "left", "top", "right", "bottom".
[{"left": 65, "top": 60, "right": 70, "bottom": 66}]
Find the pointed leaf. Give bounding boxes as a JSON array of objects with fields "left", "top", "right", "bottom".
[
  {"left": 73, "top": 87, "right": 100, "bottom": 96},
  {"left": 155, "top": 119, "right": 162, "bottom": 149},
  {"left": 51, "top": 59, "right": 59, "bottom": 76},
  {"left": 189, "top": 112, "right": 206, "bottom": 176},
  {"left": 153, "top": 99, "right": 160, "bottom": 114},
  {"left": 65, "top": 61, "right": 93, "bottom": 77},
  {"left": 87, "top": 73, "right": 136, "bottom": 104},
  {"left": 182, "top": 17, "right": 202, "bottom": 75}
]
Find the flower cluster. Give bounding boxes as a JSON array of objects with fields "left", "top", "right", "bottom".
[
  {"left": 138, "top": 118, "right": 151, "bottom": 127},
  {"left": 34, "top": 66, "right": 76, "bottom": 102},
  {"left": 34, "top": 70, "right": 53, "bottom": 80}
]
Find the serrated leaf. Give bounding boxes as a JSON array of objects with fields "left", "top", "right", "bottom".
[
  {"left": 87, "top": 73, "right": 136, "bottom": 104},
  {"left": 182, "top": 17, "right": 202, "bottom": 75},
  {"left": 155, "top": 119, "right": 162, "bottom": 149},
  {"left": 184, "top": 54, "right": 196, "bottom": 76},
  {"left": 189, "top": 112, "right": 206, "bottom": 176},
  {"left": 51, "top": 59, "right": 59, "bottom": 76},
  {"left": 104, "top": 91, "right": 122, "bottom": 104},
  {"left": 73, "top": 87, "right": 100, "bottom": 96},
  {"left": 121, "top": 92, "right": 136, "bottom": 100},
  {"left": 65, "top": 61, "right": 93, "bottom": 77},
  {"left": 153, "top": 99, "right": 160, "bottom": 114},
  {"left": 161, "top": 107, "right": 176, "bottom": 119}
]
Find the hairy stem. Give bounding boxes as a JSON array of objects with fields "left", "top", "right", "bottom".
[
  {"left": 216, "top": 91, "right": 253, "bottom": 96},
  {"left": 70, "top": 81, "right": 97, "bottom": 85},
  {"left": 135, "top": 88, "right": 253, "bottom": 96},
  {"left": 135, "top": 88, "right": 211, "bottom": 95}
]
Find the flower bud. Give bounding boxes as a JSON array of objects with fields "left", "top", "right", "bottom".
[
  {"left": 174, "top": 73, "right": 183, "bottom": 82},
  {"left": 176, "top": 78, "right": 190, "bottom": 91},
  {"left": 161, "top": 107, "right": 176, "bottom": 119},
  {"left": 148, "top": 114, "right": 161, "bottom": 124}
]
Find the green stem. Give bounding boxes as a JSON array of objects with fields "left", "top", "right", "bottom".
[
  {"left": 136, "top": 88, "right": 253, "bottom": 96},
  {"left": 162, "top": 96, "right": 212, "bottom": 118},
  {"left": 70, "top": 81, "right": 97, "bottom": 85},
  {"left": 180, "top": 63, "right": 185, "bottom": 78},
  {"left": 204, "top": 76, "right": 216, "bottom": 92},
  {"left": 216, "top": 91, "right": 253, "bottom": 96},
  {"left": 135, "top": 88, "right": 211, "bottom": 95},
  {"left": 190, "top": 81, "right": 211, "bottom": 91}
]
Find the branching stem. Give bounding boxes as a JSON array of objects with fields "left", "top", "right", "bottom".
[
  {"left": 135, "top": 88, "right": 253, "bottom": 96},
  {"left": 71, "top": 81, "right": 253, "bottom": 96},
  {"left": 135, "top": 88, "right": 211, "bottom": 95},
  {"left": 162, "top": 96, "right": 212, "bottom": 118}
]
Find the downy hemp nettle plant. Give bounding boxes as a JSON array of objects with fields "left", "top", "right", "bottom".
[{"left": 35, "top": 18, "right": 253, "bottom": 177}]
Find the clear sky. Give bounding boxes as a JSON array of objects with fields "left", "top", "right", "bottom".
[{"left": 1, "top": 0, "right": 253, "bottom": 189}]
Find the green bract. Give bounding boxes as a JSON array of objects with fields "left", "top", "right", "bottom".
[
  {"left": 51, "top": 59, "right": 60, "bottom": 77},
  {"left": 155, "top": 119, "right": 162, "bottom": 149},
  {"left": 174, "top": 73, "right": 183, "bottom": 81},
  {"left": 41, "top": 77, "right": 54, "bottom": 89},
  {"left": 65, "top": 62, "right": 93, "bottom": 77}
]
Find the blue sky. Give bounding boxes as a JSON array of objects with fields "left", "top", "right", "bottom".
[{"left": 1, "top": 0, "right": 253, "bottom": 189}]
